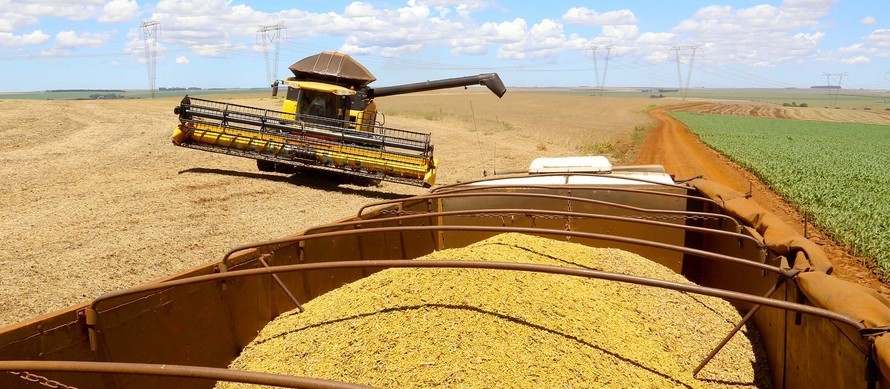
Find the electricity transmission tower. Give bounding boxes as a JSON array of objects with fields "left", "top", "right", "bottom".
[
  {"left": 590, "top": 45, "right": 614, "bottom": 96},
  {"left": 672, "top": 46, "right": 698, "bottom": 101},
  {"left": 140, "top": 20, "right": 160, "bottom": 98},
  {"left": 823, "top": 72, "right": 846, "bottom": 109},
  {"left": 258, "top": 23, "right": 286, "bottom": 86}
]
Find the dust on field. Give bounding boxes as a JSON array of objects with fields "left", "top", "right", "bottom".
[{"left": 0, "top": 92, "right": 657, "bottom": 327}]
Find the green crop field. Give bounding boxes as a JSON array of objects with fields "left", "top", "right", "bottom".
[{"left": 672, "top": 112, "right": 890, "bottom": 277}]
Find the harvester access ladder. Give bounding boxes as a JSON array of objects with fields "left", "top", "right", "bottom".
[{"left": 172, "top": 96, "right": 437, "bottom": 187}]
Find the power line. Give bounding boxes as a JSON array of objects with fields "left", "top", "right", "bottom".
[
  {"left": 140, "top": 20, "right": 160, "bottom": 98},
  {"left": 257, "top": 23, "right": 286, "bottom": 86},
  {"left": 607, "top": 61, "right": 677, "bottom": 87}
]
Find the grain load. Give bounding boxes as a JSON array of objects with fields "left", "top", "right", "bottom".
[{"left": 218, "top": 233, "right": 771, "bottom": 388}]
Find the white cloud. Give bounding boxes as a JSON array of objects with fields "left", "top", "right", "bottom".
[
  {"left": 636, "top": 32, "right": 676, "bottom": 45},
  {"left": 343, "top": 2, "right": 380, "bottom": 17},
  {"left": 480, "top": 19, "right": 527, "bottom": 43},
  {"left": 98, "top": 0, "right": 140, "bottom": 23},
  {"left": 111, "top": 60, "right": 121, "bottom": 66},
  {"left": 448, "top": 37, "right": 487, "bottom": 55},
  {"left": 601, "top": 25, "right": 639, "bottom": 41},
  {"left": 839, "top": 43, "right": 865, "bottom": 54},
  {"left": 0, "top": 13, "right": 37, "bottom": 33},
  {"left": 420, "top": 0, "right": 494, "bottom": 17},
  {"left": 669, "top": 1, "right": 834, "bottom": 67},
  {"left": 861, "top": 16, "right": 877, "bottom": 25},
  {"left": 192, "top": 43, "right": 243, "bottom": 57},
  {"left": 175, "top": 55, "right": 190, "bottom": 64},
  {"left": 644, "top": 51, "right": 670, "bottom": 64},
  {"left": 840, "top": 55, "right": 870, "bottom": 64},
  {"left": 864, "top": 29, "right": 890, "bottom": 48},
  {"left": 830, "top": 29, "right": 890, "bottom": 61},
  {"left": 693, "top": 5, "right": 732, "bottom": 19},
  {"left": 562, "top": 7, "right": 638, "bottom": 25},
  {"left": 0, "top": 30, "right": 50, "bottom": 47},
  {"left": 495, "top": 19, "right": 586, "bottom": 60},
  {"left": 0, "top": 0, "right": 136, "bottom": 31},
  {"left": 55, "top": 30, "right": 109, "bottom": 49}
]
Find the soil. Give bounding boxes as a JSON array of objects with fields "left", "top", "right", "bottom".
[{"left": 633, "top": 104, "right": 889, "bottom": 295}]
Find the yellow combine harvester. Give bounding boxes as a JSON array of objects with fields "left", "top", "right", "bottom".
[{"left": 172, "top": 52, "right": 506, "bottom": 187}]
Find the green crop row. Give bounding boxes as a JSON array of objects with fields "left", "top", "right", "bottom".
[{"left": 672, "top": 112, "right": 890, "bottom": 277}]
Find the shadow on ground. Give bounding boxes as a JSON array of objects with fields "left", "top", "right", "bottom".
[{"left": 178, "top": 167, "right": 415, "bottom": 200}]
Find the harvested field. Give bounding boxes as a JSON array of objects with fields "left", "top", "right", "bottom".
[
  {"left": 380, "top": 90, "right": 671, "bottom": 161},
  {"left": 0, "top": 93, "right": 652, "bottom": 328},
  {"left": 679, "top": 102, "right": 890, "bottom": 125},
  {"left": 220, "top": 234, "right": 770, "bottom": 389}
]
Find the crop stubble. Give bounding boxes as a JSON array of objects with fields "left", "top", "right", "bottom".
[{"left": 219, "top": 234, "right": 770, "bottom": 389}]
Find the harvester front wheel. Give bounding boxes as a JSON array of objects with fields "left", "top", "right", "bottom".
[
  {"left": 256, "top": 160, "right": 275, "bottom": 172},
  {"left": 350, "top": 176, "right": 382, "bottom": 187}
]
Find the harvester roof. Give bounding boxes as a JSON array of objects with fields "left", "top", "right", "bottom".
[{"left": 288, "top": 51, "right": 377, "bottom": 87}]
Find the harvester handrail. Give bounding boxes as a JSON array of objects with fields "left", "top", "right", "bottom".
[
  {"left": 317, "top": 208, "right": 766, "bottom": 251},
  {"left": 429, "top": 184, "right": 723, "bottom": 208},
  {"left": 0, "top": 360, "right": 371, "bottom": 389},
  {"left": 180, "top": 101, "right": 430, "bottom": 154},
  {"left": 184, "top": 111, "right": 429, "bottom": 154},
  {"left": 355, "top": 192, "right": 741, "bottom": 229},
  {"left": 86, "top": 259, "right": 860, "bottom": 333},
  {"left": 181, "top": 96, "right": 432, "bottom": 149},
  {"left": 183, "top": 117, "right": 428, "bottom": 160},
  {"left": 432, "top": 172, "right": 694, "bottom": 191},
  {"left": 216, "top": 225, "right": 784, "bottom": 276}
]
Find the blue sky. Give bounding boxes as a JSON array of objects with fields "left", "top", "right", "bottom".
[{"left": 1, "top": 0, "right": 888, "bottom": 92}]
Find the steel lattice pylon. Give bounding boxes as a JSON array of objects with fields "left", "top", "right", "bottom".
[
  {"left": 258, "top": 23, "right": 286, "bottom": 86},
  {"left": 822, "top": 72, "right": 847, "bottom": 109},
  {"left": 590, "top": 45, "right": 613, "bottom": 97},
  {"left": 672, "top": 46, "right": 698, "bottom": 101},
  {"left": 140, "top": 20, "right": 160, "bottom": 98}
]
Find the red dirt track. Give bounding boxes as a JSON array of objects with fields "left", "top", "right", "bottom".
[{"left": 634, "top": 105, "right": 888, "bottom": 295}]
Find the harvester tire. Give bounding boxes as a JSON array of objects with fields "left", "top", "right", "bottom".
[
  {"left": 256, "top": 160, "right": 276, "bottom": 172},
  {"left": 274, "top": 163, "right": 297, "bottom": 174},
  {"left": 351, "top": 176, "right": 383, "bottom": 187}
]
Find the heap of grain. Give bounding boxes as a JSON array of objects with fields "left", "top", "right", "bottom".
[{"left": 219, "top": 233, "right": 771, "bottom": 388}]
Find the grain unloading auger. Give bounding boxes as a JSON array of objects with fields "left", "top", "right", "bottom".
[{"left": 172, "top": 51, "right": 507, "bottom": 188}]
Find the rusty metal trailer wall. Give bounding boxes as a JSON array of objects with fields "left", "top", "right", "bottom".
[{"left": 0, "top": 184, "right": 882, "bottom": 388}]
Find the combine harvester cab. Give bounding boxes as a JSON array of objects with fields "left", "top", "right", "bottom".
[
  {"left": 171, "top": 52, "right": 506, "bottom": 188},
  {"left": 3, "top": 157, "right": 890, "bottom": 388}
]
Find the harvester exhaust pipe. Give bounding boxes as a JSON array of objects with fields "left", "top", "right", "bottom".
[{"left": 369, "top": 73, "right": 507, "bottom": 99}]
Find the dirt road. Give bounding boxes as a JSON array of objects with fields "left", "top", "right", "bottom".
[{"left": 634, "top": 105, "right": 888, "bottom": 294}]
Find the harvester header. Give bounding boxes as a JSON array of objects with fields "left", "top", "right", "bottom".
[{"left": 172, "top": 96, "right": 438, "bottom": 187}]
